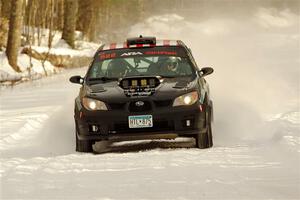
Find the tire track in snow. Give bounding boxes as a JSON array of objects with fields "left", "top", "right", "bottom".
[
  {"left": 0, "top": 106, "right": 60, "bottom": 151},
  {"left": 0, "top": 146, "right": 292, "bottom": 199}
]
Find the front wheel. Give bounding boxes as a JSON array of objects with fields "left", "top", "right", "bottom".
[
  {"left": 195, "top": 106, "right": 213, "bottom": 149},
  {"left": 75, "top": 125, "right": 93, "bottom": 152}
]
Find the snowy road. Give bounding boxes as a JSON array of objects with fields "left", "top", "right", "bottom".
[
  {"left": 0, "top": 68, "right": 299, "bottom": 199},
  {"left": 1, "top": 8, "right": 300, "bottom": 200}
]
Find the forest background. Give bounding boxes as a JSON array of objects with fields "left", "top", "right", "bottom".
[{"left": 0, "top": 0, "right": 297, "bottom": 75}]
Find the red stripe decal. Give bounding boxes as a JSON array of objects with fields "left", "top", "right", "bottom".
[
  {"left": 110, "top": 43, "right": 117, "bottom": 49},
  {"left": 136, "top": 44, "right": 143, "bottom": 47},
  {"left": 163, "top": 40, "right": 170, "bottom": 46}
]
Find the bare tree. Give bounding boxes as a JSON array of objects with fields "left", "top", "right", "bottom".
[
  {"left": 6, "top": 0, "right": 23, "bottom": 72},
  {"left": 25, "top": 0, "right": 37, "bottom": 79},
  {"left": 0, "top": 0, "right": 2, "bottom": 17},
  {"left": 0, "top": 18, "right": 8, "bottom": 51},
  {"left": 36, "top": 0, "right": 42, "bottom": 46},
  {"left": 41, "top": 0, "right": 56, "bottom": 77},
  {"left": 25, "top": 0, "right": 34, "bottom": 44},
  {"left": 48, "top": 0, "right": 54, "bottom": 48},
  {"left": 0, "top": 0, "right": 9, "bottom": 50},
  {"left": 1, "top": 0, "right": 11, "bottom": 19},
  {"left": 62, "top": 0, "right": 78, "bottom": 49},
  {"left": 56, "top": 0, "right": 64, "bottom": 30}
]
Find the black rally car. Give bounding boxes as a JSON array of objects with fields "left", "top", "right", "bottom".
[{"left": 70, "top": 36, "right": 214, "bottom": 152}]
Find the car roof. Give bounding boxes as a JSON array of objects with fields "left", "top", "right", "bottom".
[{"left": 100, "top": 39, "right": 185, "bottom": 51}]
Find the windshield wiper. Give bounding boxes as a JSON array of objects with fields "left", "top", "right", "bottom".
[
  {"left": 88, "top": 77, "right": 119, "bottom": 83},
  {"left": 160, "top": 75, "right": 177, "bottom": 78}
]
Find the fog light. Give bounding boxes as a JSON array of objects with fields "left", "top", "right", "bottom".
[
  {"left": 186, "top": 120, "right": 191, "bottom": 127},
  {"left": 92, "top": 125, "right": 98, "bottom": 132}
]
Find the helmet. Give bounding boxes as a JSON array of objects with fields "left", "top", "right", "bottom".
[
  {"left": 107, "top": 59, "right": 127, "bottom": 77},
  {"left": 165, "top": 57, "right": 179, "bottom": 71}
]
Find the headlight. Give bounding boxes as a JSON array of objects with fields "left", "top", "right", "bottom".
[
  {"left": 82, "top": 97, "right": 108, "bottom": 111},
  {"left": 173, "top": 91, "right": 199, "bottom": 106}
]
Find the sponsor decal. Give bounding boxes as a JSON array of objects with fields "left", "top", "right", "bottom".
[
  {"left": 99, "top": 53, "right": 116, "bottom": 60},
  {"left": 144, "top": 51, "right": 177, "bottom": 55},
  {"left": 121, "top": 52, "right": 143, "bottom": 56}
]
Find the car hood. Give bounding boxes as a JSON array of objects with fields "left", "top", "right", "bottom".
[{"left": 84, "top": 76, "right": 197, "bottom": 102}]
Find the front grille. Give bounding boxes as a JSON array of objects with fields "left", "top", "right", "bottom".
[
  {"left": 109, "top": 99, "right": 172, "bottom": 111},
  {"left": 108, "top": 103, "right": 126, "bottom": 110},
  {"left": 114, "top": 120, "right": 173, "bottom": 133},
  {"left": 154, "top": 100, "right": 172, "bottom": 107},
  {"left": 128, "top": 101, "right": 152, "bottom": 112}
]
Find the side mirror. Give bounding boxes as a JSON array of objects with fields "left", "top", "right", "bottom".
[
  {"left": 69, "top": 75, "right": 83, "bottom": 84},
  {"left": 198, "top": 67, "right": 214, "bottom": 77}
]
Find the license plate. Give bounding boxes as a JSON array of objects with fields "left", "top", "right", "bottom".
[{"left": 128, "top": 115, "right": 153, "bottom": 128}]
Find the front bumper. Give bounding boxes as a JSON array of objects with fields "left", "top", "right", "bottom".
[{"left": 75, "top": 103, "right": 206, "bottom": 142}]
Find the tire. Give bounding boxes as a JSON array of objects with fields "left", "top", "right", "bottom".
[
  {"left": 75, "top": 125, "right": 93, "bottom": 152},
  {"left": 196, "top": 105, "right": 213, "bottom": 149}
]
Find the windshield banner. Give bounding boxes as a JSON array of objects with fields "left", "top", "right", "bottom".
[{"left": 98, "top": 47, "right": 187, "bottom": 61}]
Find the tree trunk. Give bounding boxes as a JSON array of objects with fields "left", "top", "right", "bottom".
[
  {"left": 30, "top": 1, "right": 36, "bottom": 45},
  {"left": 48, "top": 0, "right": 54, "bottom": 48},
  {"left": 41, "top": 0, "right": 48, "bottom": 43},
  {"left": 62, "top": 0, "right": 78, "bottom": 49},
  {"left": 6, "top": 0, "right": 23, "bottom": 72},
  {"left": 25, "top": 0, "right": 33, "bottom": 44},
  {"left": 78, "top": 0, "right": 94, "bottom": 41},
  {"left": 57, "top": 0, "right": 64, "bottom": 30},
  {"left": 1, "top": 0, "right": 11, "bottom": 19},
  {"left": 0, "top": 0, "right": 2, "bottom": 17},
  {"left": 36, "top": 0, "right": 41, "bottom": 46}
]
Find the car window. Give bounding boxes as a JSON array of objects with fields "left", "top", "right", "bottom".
[
  {"left": 88, "top": 56, "right": 194, "bottom": 79},
  {"left": 90, "top": 60, "right": 110, "bottom": 78}
]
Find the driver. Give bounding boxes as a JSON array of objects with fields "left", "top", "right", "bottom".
[
  {"left": 160, "top": 57, "right": 180, "bottom": 75},
  {"left": 107, "top": 59, "right": 127, "bottom": 77}
]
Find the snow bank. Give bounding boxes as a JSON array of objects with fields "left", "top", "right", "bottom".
[
  {"left": 0, "top": 53, "right": 22, "bottom": 82},
  {"left": 0, "top": 69, "right": 21, "bottom": 82},
  {"left": 0, "top": 51, "right": 58, "bottom": 84},
  {"left": 0, "top": 38, "right": 98, "bottom": 84},
  {"left": 32, "top": 39, "right": 99, "bottom": 57},
  {"left": 1, "top": 26, "right": 99, "bottom": 85},
  {"left": 22, "top": 27, "right": 83, "bottom": 47}
]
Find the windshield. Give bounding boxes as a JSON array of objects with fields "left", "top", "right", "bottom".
[{"left": 88, "top": 55, "right": 194, "bottom": 79}]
